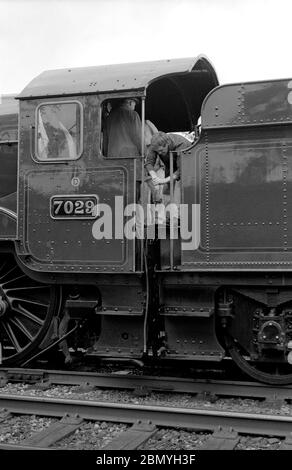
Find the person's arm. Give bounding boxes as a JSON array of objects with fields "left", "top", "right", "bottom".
[
  {"left": 158, "top": 173, "right": 178, "bottom": 184},
  {"left": 145, "top": 148, "right": 156, "bottom": 173},
  {"left": 154, "top": 152, "right": 180, "bottom": 184},
  {"left": 145, "top": 152, "right": 164, "bottom": 185},
  {"left": 149, "top": 169, "right": 165, "bottom": 185}
]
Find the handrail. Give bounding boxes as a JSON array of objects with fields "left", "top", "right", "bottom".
[
  {"left": 169, "top": 151, "right": 174, "bottom": 270},
  {"left": 140, "top": 97, "right": 145, "bottom": 271}
]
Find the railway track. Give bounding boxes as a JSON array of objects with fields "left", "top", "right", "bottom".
[
  {"left": 0, "top": 392, "right": 292, "bottom": 450},
  {"left": 0, "top": 367, "right": 292, "bottom": 403},
  {"left": 0, "top": 367, "right": 292, "bottom": 450}
]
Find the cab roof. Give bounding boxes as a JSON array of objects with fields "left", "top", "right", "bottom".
[{"left": 18, "top": 55, "right": 218, "bottom": 99}]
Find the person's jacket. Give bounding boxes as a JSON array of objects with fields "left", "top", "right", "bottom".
[
  {"left": 145, "top": 133, "right": 190, "bottom": 179},
  {"left": 104, "top": 107, "right": 142, "bottom": 158}
]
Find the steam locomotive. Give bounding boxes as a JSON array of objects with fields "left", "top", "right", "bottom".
[{"left": 1, "top": 55, "right": 292, "bottom": 384}]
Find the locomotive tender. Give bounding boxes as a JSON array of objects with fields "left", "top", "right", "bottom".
[{"left": 1, "top": 55, "right": 292, "bottom": 384}]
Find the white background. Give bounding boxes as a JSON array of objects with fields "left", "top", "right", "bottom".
[{"left": 0, "top": 0, "right": 290, "bottom": 94}]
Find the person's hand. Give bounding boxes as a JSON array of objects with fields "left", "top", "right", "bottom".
[{"left": 151, "top": 174, "right": 165, "bottom": 185}]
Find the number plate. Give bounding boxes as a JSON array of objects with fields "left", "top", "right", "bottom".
[{"left": 50, "top": 195, "right": 98, "bottom": 219}]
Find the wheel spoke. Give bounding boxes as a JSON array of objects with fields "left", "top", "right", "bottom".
[
  {"left": 1, "top": 274, "right": 26, "bottom": 287},
  {"left": 10, "top": 297, "right": 49, "bottom": 308},
  {"left": 0, "top": 255, "right": 61, "bottom": 364},
  {"left": 0, "top": 261, "right": 9, "bottom": 274},
  {"left": 12, "top": 304, "right": 44, "bottom": 326},
  {"left": 5, "top": 285, "right": 49, "bottom": 292},
  {"left": 9, "top": 317, "right": 34, "bottom": 341},
  {"left": 2, "top": 322, "right": 22, "bottom": 353},
  {"left": 0, "top": 264, "right": 19, "bottom": 281}
]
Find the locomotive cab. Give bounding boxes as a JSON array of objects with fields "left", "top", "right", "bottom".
[
  {"left": 8, "top": 56, "right": 219, "bottom": 365},
  {"left": 15, "top": 56, "right": 218, "bottom": 275}
]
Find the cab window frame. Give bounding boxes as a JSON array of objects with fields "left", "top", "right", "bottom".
[{"left": 34, "top": 99, "right": 84, "bottom": 163}]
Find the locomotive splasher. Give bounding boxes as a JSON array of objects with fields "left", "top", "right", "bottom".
[{"left": 2, "top": 57, "right": 292, "bottom": 384}]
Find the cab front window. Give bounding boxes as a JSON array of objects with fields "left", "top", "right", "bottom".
[{"left": 36, "top": 101, "right": 83, "bottom": 161}]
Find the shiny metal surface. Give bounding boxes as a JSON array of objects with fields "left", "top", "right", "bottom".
[
  {"left": 180, "top": 77, "right": 292, "bottom": 270},
  {"left": 18, "top": 55, "right": 218, "bottom": 99},
  {"left": 202, "top": 79, "right": 292, "bottom": 128},
  {"left": 17, "top": 95, "right": 137, "bottom": 272},
  {"left": 182, "top": 125, "right": 292, "bottom": 269}
]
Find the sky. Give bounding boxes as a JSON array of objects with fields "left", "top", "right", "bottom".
[{"left": 0, "top": 0, "right": 291, "bottom": 95}]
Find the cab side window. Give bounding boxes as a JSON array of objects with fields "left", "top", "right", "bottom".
[
  {"left": 101, "top": 98, "right": 142, "bottom": 158},
  {"left": 36, "top": 102, "right": 83, "bottom": 161}
]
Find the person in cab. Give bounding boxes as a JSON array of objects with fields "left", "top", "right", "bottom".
[
  {"left": 103, "top": 98, "right": 142, "bottom": 158},
  {"left": 145, "top": 131, "right": 190, "bottom": 186}
]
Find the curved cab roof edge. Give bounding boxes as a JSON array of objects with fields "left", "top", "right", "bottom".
[{"left": 18, "top": 55, "right": 218, "bottom": 99}]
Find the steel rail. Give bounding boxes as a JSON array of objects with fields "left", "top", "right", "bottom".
[
  {"left": 1, "top": 367, "right": 292, "bottom": 400},
  {"left": 0, "top": 443, "right": 51, "bottom": 450},
  {"left": 0, "top": 393, "right": 292, "bottom": 438}
]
